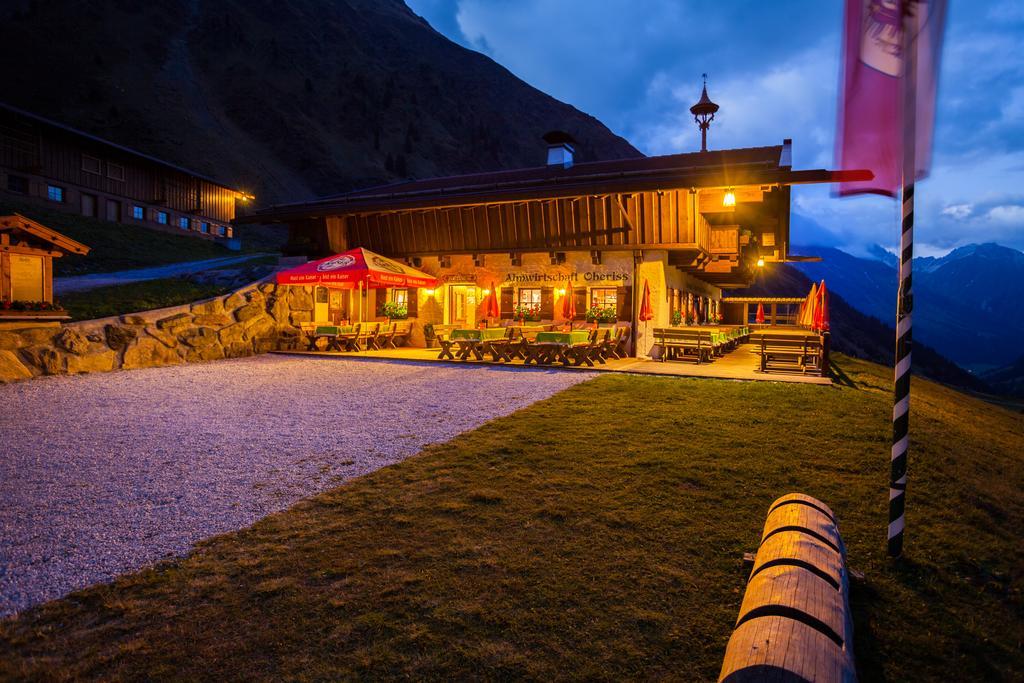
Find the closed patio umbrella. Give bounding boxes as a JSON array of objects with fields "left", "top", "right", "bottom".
[
  {"left": 803, "top": 282, "right": 818, "bottom": 327},
  {"left": 561, "top": 281, "right": 576, "bottom": 321},
  {"left": 814, "top": 280, "right": 830, "bottom": 332},
  {"left": 756, "top": 302, "right": 765, "bottom": 325},
  {"left": 639, "top": 280, "right": 653, "bottom": 322},
  {"left": 486, "top": 281, "right": 500, "bottom": 320}
]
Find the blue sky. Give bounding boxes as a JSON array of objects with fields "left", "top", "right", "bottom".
[{"left": 407, "top": 0, "right": 1024, "bottom": 257}]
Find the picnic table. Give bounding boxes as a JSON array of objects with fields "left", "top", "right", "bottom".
[
  {"left": 525, "top": 330, "right": 592, "bottom": 365},
  {"left": 438, "top": 327, "right": 512, "bottom": 361},
  {"left": 304, "top": 324, "right": 354, "bottom": 351}
]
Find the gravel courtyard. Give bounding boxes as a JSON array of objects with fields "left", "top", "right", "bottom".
[{"left": 0, "top": 355, "right": 594, "bottom": 616}]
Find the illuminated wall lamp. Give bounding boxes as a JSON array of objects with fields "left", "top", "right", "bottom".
[
  {"left": 556, "top": 288, "right": 567, "bottom": 296},
  {"left": 723, "top": 189, "right": 736, "bottom": 207},
  {"left": 756, "top": 257, "right": 765, "bottom": 268},
  {"left": 424, "top": 288, "right": 436, "bottom": 296},
  {"left": 481, "top": 289, "right": 491, "bottom": 295}
]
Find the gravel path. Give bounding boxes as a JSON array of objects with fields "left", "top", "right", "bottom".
[{"left": 0, "top": 355, "right": 594, "bottom": 616}]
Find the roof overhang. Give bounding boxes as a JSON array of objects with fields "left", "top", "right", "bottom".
[
  {"left": 240, "top": 168, "right": 872, "bottom": 224},
  {"left": 0, "top": 213, "right": 90, "bottom": 255}
]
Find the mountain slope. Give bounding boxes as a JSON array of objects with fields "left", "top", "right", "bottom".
[
  {"left": 734, "top": 264, "right": 988, "bottom": 392},
  {"left": 0, "top": 0, "right": 638, "bottom": 204},
  {"left": 794, "top": 243, "right": 1024, "bottom": 371}
]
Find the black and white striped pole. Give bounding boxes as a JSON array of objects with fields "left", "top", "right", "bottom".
[{"left": 889, "top": 7, "right": 919, "bottom": 559}]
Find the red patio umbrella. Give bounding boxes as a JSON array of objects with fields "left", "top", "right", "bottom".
[
  {"left": 485, "top": 281, "right": 500, "bottom": 320},
  {"left": 755, "top": 302, "right": 766, "bottom": 325},
  {"left": 638, "top": 280, "right": 653, "bottom": 322},
  {"left": 814, "top": 280, "right": 830, "bottom": 332},
  {"left": 275, "top": 247, "right": 439, "bottom": 289},
  {"left": 561, "top": 281, "right": 576, "bottom": 321}
]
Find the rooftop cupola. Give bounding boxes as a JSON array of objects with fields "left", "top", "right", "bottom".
[
  {"left": 689, "top": 74, "right": 720, "bottom": 152},
  {"left": 542, "top": 130, "right": 577, "bottom": 169}
]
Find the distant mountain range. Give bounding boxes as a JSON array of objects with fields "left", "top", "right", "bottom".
[
  {"left": 791, "top": 242, "right": 1024, "bottom": 396},
  {"left": 733, "top": 265, "right": 987, "bottom": 393},
  {"left": 0, "top": 0, "right": 637, "bottom": 204}
]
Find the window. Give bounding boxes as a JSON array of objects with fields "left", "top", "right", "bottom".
[
  {"left": 199, "top": 221, "right": 210, "bottom": 234},
  {"left": 81, "top": 154, "right": 101, "bottom": 174},
  {"left": 517, "top": 288, "right": 541, "bottom": 308},
  {"left": 178, "top": 216, "right": 190, "bottom": 230},
  {"left": 132, "top": 205, "right": 145, "bottom": 220},
  {"left": 47, "top": 185, "right": 64, "bottom": 202},
  {"left": 6, "top": 174, "right": 27, "bottom": 193},
  {"left": 156, "top": 211, "right": 168, "bottom": 224},
  {"left": 106, "top": 162, "right": 125, "bottom": 181},
  {"left": 590, "top": 287, "right": 618, "bottom": 309},
  {"left": 391, "top": 288, "right": 408, "bottom": 306},
  {"left": 216, "top": 225, "right": 227, "bottom": 236}
]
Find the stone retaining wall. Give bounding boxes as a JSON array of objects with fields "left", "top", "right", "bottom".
[{"left": 0, "top": 280, "right": 312, "bottom": 383}]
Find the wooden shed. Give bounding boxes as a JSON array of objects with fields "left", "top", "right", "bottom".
[{"left": 0, "top": 213, "right": 89, "bottom": 316}]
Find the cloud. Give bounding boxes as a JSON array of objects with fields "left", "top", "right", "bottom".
[
  {"left": 942, "top": 204, "right": 973, "bottom": 220},
  {"left": 406, "top": 0, "right": 1024, "bottom": 255},
  {"left": 987, "top": 205, "right": 1024, "bottom": 223}
]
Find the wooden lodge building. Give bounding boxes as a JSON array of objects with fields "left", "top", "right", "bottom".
[
  {"left": 0, "top": 102, "right": 249, "bottom": 242},
  {"left": 245, "top": 94, "right": 864, "bottom": 356}
]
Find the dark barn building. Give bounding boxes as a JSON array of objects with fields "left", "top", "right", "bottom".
[{"left": 0, "top": 102, "right": 249, "bottom": 241}]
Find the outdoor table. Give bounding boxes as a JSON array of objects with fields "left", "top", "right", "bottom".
[
  {"left": 524, "top": 330, "right": 591, "bottom": 365},
  {"left": 306, "top": 325, "right": 354, "bottom": 351},
  {"left": 448, "top": 328, "right": 506, "bottom": 361}
]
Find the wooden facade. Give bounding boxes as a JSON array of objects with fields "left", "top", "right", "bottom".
[
  {"left": 0, "top": 213, "right": 89, "bottom": 315},
  {"left": 0, "top": 103, "right": 246, "bottom": 239},
  {"left": 248, "top": 140, "right": 866, "bottom": 290}
]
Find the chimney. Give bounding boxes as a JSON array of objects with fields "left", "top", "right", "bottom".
[{"left": 542, "top": 130, "right": 576, "bottom": 168}]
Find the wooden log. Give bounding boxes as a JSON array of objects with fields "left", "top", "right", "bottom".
[
  {"left": 737, "top": 563, "right": 847, "bottom": 647},
  {"left": 761, "top": 502, "right": 842, "bottom": 553},
  {"left": 751, "top": 531, "right": 843, "bottom": 590},
  {"left": 719, "top": 615, "right": 854, "bottom": 683}
]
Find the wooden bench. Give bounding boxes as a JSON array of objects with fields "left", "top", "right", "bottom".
[
  {"left": 752, "top": 333, "right": 824, "bottom": 375},
  {"left": 653, "top": 328, "right": 720, "bottom": 364},
  {"left": 719, "top": 493, "right": 855, "bottom": 683},
  {"left": 391, "top": 321, "right": 413, "bottom": 348}
]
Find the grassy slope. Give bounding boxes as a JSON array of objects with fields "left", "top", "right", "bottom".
[
  {"left": 59, "top": 277, "right": 235, "bottom": 321},
  {"left": 1, "top": 356, "right": 1021, "bottom": 681},
  {"left": 0, "top": 198, "right": 233, "bottom": 276}
]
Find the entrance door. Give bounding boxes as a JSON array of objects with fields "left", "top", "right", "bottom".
[
  {"left": 81, "top": 193, "right": 97, "bottom": 217},
  {"left": 448, "top": 285, "right": 469, "bottom": 326}
]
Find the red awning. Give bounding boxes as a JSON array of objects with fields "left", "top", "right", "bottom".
[{"left": 276, "top": 247, "right": 439, "bottom": 288}]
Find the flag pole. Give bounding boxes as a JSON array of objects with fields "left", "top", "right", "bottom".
[{"left": 889, "top": 4, "right": 919, "bottom": 559}]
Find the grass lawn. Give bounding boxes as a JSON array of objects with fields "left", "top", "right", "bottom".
[
  {"left": 60, "top": 277, "right": 234, "bottom": 321},
  {"left": 1, "top": 356, "right": 1021, "bottom": 681},
  {"left": 0, "top": 198, "right": 237, "bottom": 276}
]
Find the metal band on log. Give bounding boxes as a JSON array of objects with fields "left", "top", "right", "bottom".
[{"left": 719, "top": 493, "right": 856, "bottom": 683}]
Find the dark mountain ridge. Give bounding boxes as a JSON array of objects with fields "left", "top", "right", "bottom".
[
  {"left": 793, "top": 242, "right": 1024, "bottom": 372},
  {"left": 0, "top": 0, "right": 638, "bottom": 204},
  {"left": 734, "top": 264, "right": 989, "bottom": 393}
]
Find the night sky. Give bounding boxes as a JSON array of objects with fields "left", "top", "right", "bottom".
[{"left": 407, "top": 0, "right": 1024, "bottom": 257}]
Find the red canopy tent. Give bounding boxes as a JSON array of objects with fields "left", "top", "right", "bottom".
[{"left": 276, "top": 247, "right": 439, "bottom": 289}]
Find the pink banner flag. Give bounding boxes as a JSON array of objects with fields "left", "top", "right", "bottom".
[{"left": 836, "top": 0, "right": 948, "bottom": 196}]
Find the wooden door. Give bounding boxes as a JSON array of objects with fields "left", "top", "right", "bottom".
[
  {"left": 81, "top": 193, "right": 96, "bottom": 217},
  {"left": 105, "top": 199, "right": 121, "bottom": 222},
  {"left": 449, "top": 286, "right": 468, "bottom": 326}
]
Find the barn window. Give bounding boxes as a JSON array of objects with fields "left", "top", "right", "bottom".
[
  {"left": 81, "top": 155, "right": 101, "bottom": 174},
  {"left": 217, "top": 225, "right": 227, "bottom": 236},
  {"left": 46, "top": 185, "right": 64, "bottom": 202},
  {"left": 156, "top": 211, "right": 168, "bottom": 224},
  {"left": 6, "top": 175, "right": 27, "bottom": 193},
  {"left": 106, "top": 163, "right": 126, "bottom": 182},
  {"left": 132, "top": 205, "right": 145, "bottom": 220},
  {"left": 178, "top": 216, "right": 190, "bottom": 230},
  {"left": 199, "top": 222, "right": 210, "bottom": 234}
]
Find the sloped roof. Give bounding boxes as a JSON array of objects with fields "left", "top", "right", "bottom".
[{"left": 0, "top": 214, "right": 90, "bottom": 255}]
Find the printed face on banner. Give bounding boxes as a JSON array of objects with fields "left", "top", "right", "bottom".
[
  {"left": 860, "top": 0, "right": 903, "bottom": 76},
  {"left": 317, "top": 255, "right": 357, "bottom": 271}
]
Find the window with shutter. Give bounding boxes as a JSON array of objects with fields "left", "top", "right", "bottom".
[
  {"left": 616, "top": 286, "right": 633, "bottom": 321},
  {"left": 406, "top": 289, "right": 419, "bottom": 318},
  {"left": 539, "top": 287, "right": 554, "bottom": 320},
  {"left": 375, "top": 290, "right": 387, "bottom": 318}
]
